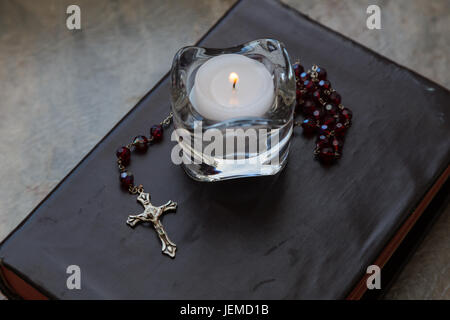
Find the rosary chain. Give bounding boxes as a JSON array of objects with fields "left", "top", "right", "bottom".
[
  {"left": 161, "top": 112, "right": 173, "bottom": 127},
  {"left": 117, "top": 112, "right": 173, "bottom": 195},
  {"left": 128, "top": 184, "right": 144, "bottom": 195}
]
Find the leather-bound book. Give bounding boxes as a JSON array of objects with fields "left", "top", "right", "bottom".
[{"left": 1, "top": 0, "right": 449, "bottom": 299}]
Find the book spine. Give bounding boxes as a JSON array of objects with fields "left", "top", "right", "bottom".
[{"left": 0, "top": 260, "right": 49, "bottom": 300}]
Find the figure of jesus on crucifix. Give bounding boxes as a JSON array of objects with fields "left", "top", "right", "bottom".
[{"left": 126, "top": 192, "right": 178, "bottom": 258}]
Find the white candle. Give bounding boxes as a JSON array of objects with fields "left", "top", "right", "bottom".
[{"left": 189, "top": 54, "right": 275, "bottom": 121}]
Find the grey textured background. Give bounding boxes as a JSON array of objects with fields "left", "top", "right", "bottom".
[{"left": 0, "top": 0, "right": 448, "bottom": 299}]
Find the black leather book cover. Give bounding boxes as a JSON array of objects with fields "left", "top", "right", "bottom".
[{"left": 1, "top": 0, "right": 449, "bottom": 299}]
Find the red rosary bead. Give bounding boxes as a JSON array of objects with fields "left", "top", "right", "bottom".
[
  {"left": 120, "top": 171, "right": 134, "bottom": 188},
  {"left": 331, "top": 137, "right": 344, "bottom": 153},
  {"left": 303, "top": 80, "right": 315, "bottom": 92},
  {"left": 293, "top": 62, "right": 304, "bottom": 78},
  {"left": 150, "top": 125, "right": 164, "bottom": 142},
  {"left": 329, "top": 91, "right": 341, "bottom": 105},
  {"left": 321, "top": 116, "right": 336, "bottom": 127},
  {"left": 301, "top": 99, "right": 316, "bottom": 116},
  {"left": 318, "top": 79, "right": 331, "bottom": 90},
  {"left": 133, "top": 135, "right": 149, "bottom": 152},
  {"left": 317, "top": 146, "right": 335, "bottom": 164},
  {"left": 116, "top": 146, "right": 131, "bottom": 166},
  {"left": 316, "top": 134, "right": 330, "bottom": 149},
  {"left": 324, "top": 103, "right": 338, "bottom": 116},
  {"left": 312, "top": 90, "right": 322, "bottom": 101},
  {"left": 312, "top": 108, "right": 323, "bottom": 120},
  {"left": 340, "top": 108, "right": 353, "bottom": 121},
  {"left": 334, "top": 122, "right": 347, "bottom": 137},
  {"left": 301, "top": 118, "right": 317, "bottom": 134},
  {"left": 316, "top": 66, "right": 327, "bottom": 80},
  {"left": 319, "top": 124, "right": 333, "bottom": 137},
  {"left": 299, "top": 71, "right": 310, "bottom": 82}
]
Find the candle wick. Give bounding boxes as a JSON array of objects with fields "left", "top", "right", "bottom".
[{"left": 233, "top": 79, "right": 237, "bottom": 89}]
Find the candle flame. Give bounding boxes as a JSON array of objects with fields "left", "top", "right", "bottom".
[{"left": 229, "top": 72, "right": 239, "bottom": 89}]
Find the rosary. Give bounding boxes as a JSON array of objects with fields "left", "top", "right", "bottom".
[{"left": 115, "top": 62, "right": 353, "bottom": 258}]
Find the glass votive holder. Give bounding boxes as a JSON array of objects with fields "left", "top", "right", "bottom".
[{"left": 170, "top": 39, "right": 296, "bottom": 182}]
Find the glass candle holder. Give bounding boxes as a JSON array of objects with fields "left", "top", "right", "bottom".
[{"left": 170, "top": 39, "right": 296, "bottom": 182}]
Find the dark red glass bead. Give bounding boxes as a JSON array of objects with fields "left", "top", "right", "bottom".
[
  {"left": 316, "top": 66, "right": 327, "bottom": 80},
  {"left": 133, "top": 135, "right": 148, "bottom": 152},
  {"left": 318, "top": 146, "right": 336, "bottom": 164},
  {"left": 316, "top": 134, "right": 330, "bottom": 149},
  {"left": 303, "top": 80, "right": 315, "bottom": 92},
  {"left": 120, "top": 171, "right": 134, "bottom": 188},
  {"left": 334, "top": 122, "right": 347, "bottom": 137},
  {"left": 300, "top": 72, "right": 310, "bottom": 82},
  {"left": 301, "top": 118, "right": 317, "bottom": 134},
  {"left": 319, "top": 124, "right": 333, "bottom": 137},
  {"left": 329, "top": 91, "right": 342, "bottom": 105},
  {"left": 301, "top": 99, "right": 316, "bottom": 116},
  {"left": 331, "top": 137, "right": 344, "bottom": 153},
  {"left": 293, "top": 62, "right": 304, "bottom": 78},
  {"left": 312, "top": 90, "right": 322, "bottom": 101},
  {"left": 318, "top": 80, "right": 331, "bottom": 90},
  {"left": 150, "top": 125, "right": 164, "bottom": 142},
  {"left": 321, "top": 116, "right": 336, "bottom": 127},
  {"left": 312, "top": 107, "right": 323, "bottom": 120},
  {"left": 324, "top": 103, "right": 338, "bottom": 116},
  {"left": 116, "top": 146, "right": 131, "bottom": 165},
  {"left": 340, "top": 107, "right": 353, "bottom": 121}
]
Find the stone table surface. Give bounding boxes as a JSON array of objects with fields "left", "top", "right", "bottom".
[{"left": 0, "top": 0, "right": 448, "bottom": 300}]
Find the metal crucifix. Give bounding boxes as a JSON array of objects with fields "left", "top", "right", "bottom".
[{"left": 126, "top": 192, "right": 178, "bottom": 258}]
